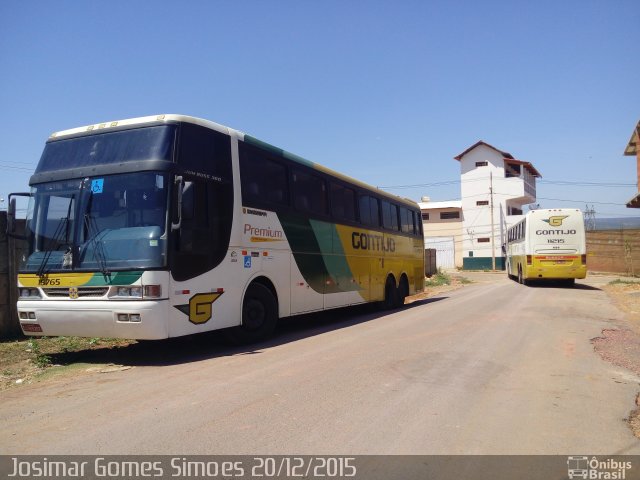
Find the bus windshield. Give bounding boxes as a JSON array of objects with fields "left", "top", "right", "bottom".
[{"left": 22, "top": 172, "right": 169, "bottom": 273}]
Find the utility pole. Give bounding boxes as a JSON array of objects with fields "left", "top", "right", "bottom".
[
  {"left": 584, "top": 204, "right": 596, "bottom": 231},
  {"left": 490, "top": 172, "right": 496, "bottom": 271}
]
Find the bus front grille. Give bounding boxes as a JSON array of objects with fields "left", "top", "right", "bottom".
[{"left": 43, "top": 287, "right": 109, "bottom": 298}]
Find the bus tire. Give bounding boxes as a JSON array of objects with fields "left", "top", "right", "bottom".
[
  {"left": 382, "top": 276, "right": 399, "bottom": 310},
  {"left": 397, "top": 275, "right": 409, "bottom": 307},
  {"left": 225, "top": 282, "right": 278, "bottom": 344}
]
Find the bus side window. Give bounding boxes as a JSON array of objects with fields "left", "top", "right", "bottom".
[
  {"left": 176, "top": 180, "right": 208, "bottom": 254},
  {"left": 399, "top": 207, "right": 412, "bottom": 234},
  {"left": 359, "top": 195, "right": 380, "bottom": 228},
  {"left": 329, "top": 183, "right": 356, "bottom": 222},
  {"left": 292, "top": 170, "right": 327, "bottom": 215},
  {"left": 240, "top": 147, "right": 289, "bottom": 207},
  {"left": 172, "top": 176, "right": 232, "bottom": 282},
  {"left": 382, "top": 200, "right": 399, "bottom": 231}
]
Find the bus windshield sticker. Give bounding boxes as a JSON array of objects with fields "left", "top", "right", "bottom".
[{"left": 90, "top": 179, "right": 104, "bottom": 194}]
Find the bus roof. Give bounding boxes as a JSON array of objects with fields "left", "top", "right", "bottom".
[{"left": 48, "top": 114, "right": 419, "bottom": 209}]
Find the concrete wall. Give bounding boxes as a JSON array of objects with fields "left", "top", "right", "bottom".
[
  {"left": 587, "top": 228, "right": 640, "bottom": 276},
  {"left": 0, "top": 212, "right": 26, "bottom": 339},
  {"left": 422, "top": 207, "right": 463, "bottom": 268}
]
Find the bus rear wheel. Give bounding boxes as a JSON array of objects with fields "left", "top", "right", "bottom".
[
  {"left": 396, "top": 276, "right": 409, "bottom": 307},
  {"left": 381, "top": 276, "right": 399, "bottom": 310},
  {"left": 225, "top": 283, "right": 278, "bottom": 344}
]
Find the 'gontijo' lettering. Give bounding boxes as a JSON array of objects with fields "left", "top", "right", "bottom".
[
  {"left": 352, "top": 232, "right": 395, "bottom": 252},
  {"left": 535, "top": 229, "right": 577, "bottom": 235}
]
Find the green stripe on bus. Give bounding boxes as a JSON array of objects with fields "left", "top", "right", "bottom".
[
  {"left": 279, "top": 213, "right": 359, "bottom": 294},
  {"left": 85, "top": 271, "right": 144, "bottom": 286},
  {"left": 244, "top": 135, "right": 316, "bottom": 169},
  {"left": 310, "top": 220, "right": 360, "bottom": 294}
]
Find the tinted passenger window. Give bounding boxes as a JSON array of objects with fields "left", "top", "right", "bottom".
[
  {"left": 382, "top": 201, "right": 399, "bottom": 231},
  {"left": 293, "top": 170, "right": 327, "bottom": 215},
  {"left": 179, "top": 123, "right": 232, "bottom": 179},
  {"left": 400, "top": 207, "right": 412, "bottom": 234},
  {"left": 330, "top": 183, "right": 356, "bottom": 222},
  {"left": 359, "top": 195, "right": 380, "bottom": 227},
  {"left": 240, "top": 147, "right": 289, "bottom": 206}
]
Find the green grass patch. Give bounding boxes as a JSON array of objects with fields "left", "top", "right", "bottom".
[
  {"left": 0, "top": 336, "right": 134, "bottom": 389},
  {"left": 609, "top": 279, "right": 640, "bottom": 286},
  {"left": 425, "top": 270, "right": 451, "bottom": 287}
]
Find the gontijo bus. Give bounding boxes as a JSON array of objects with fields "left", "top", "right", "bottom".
[
  {"left": 8, "top": 114, "right": 425, "bottom": 342},
  {"left": 505, "top": 208, "right": 587, "bottom": 285}
]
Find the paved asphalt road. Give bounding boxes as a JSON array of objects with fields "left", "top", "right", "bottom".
[{"left": 1, "top": 273, "right": 639, "bottom": 454}]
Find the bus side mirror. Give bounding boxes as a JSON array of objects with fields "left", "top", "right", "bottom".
[
  {"left": 171, "top": 176, "right": 184, "bottom": 231},
  {"left": 6, "top": 192, "right": 30, "bottom": 240}
]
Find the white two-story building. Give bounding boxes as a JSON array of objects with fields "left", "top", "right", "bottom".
[{"left": 421, "top": 140, "right": 541, "bottom": 270}]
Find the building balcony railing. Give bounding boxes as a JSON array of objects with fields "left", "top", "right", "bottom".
[{"left": 500, "top": 176, "right": 536, "bottom": 204}]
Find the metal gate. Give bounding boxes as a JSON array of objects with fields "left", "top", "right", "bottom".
[{"left": 424, "top": 236, "right": 455, "bottom": 269}]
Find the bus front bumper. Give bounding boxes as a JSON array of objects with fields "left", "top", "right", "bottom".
[{"left": 17, "top": 300, "right": 169, "bottom": 340}]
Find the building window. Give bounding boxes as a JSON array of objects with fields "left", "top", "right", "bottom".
[
  {"left": 422, "top": 212, "right": 429, "bottom": 221},
  {"left": 508, "top": 207, "right": 523, "bottom": 216},
  {"left": 476, "top": 200, "right": 489, "bottom": 206},
  {"left": 505, "top": 163, "right": 521, "bottom": 178},
  {"left": 440, "top": 211, "right": 460, "bottom": 220},
  {"left": 475, "top": 161, "right": 488, "bottom": 167},
  {"left": 477, "top": 238, "right": 490, "bottom": 243}
]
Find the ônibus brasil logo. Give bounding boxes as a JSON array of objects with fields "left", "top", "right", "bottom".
[
  {"left": 543, "top": 215, "right": 569, "bottom": 227},
  {"left": 567, "top": 456, "right": 632, "bottom": 479}
]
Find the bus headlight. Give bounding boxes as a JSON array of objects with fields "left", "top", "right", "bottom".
[
  {"left": 111, "top": 285, "right": 161, "bottom": 299},
  {"left": 19, "top": 288, "right": 41, "bottom": 299},
  {"left": 130, "top": 287, "right": 143, "bottom": 298},
  {"left": 114, "top": 286, "right": 142, "bottom": 298}
]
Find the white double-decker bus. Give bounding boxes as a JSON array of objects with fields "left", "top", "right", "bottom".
[
  {"left": 8, "top": 115, "right": 425, "bottom": 342},
  {"left": 505, "top": 208, "right": 587, "bottom": 286}
]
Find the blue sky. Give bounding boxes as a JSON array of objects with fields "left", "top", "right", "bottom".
[{"left": 1, "top": 0, "right": 638, "bottom": 218}]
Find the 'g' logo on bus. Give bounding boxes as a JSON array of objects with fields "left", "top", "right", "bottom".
[
  {"left": 188, "top": 292, "right": 223, "bottom": 325},
  {"left": 542, "top": 215, "right": 569, "bottom": 227}
]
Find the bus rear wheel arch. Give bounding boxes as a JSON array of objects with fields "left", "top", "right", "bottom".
[{"left": 225, "top": 280, "right": 278, "bottom": 344}]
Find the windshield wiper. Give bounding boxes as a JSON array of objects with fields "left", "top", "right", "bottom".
[
  {"left": 83, "top": 191, "right": 110, "bottom": 276},
  {"left": 37, "top": 196, "right": 74, "bottom": 276}
]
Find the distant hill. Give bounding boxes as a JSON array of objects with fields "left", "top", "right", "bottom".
[{"left": 593, "top": 217, "right": 640, "bottom": 230}]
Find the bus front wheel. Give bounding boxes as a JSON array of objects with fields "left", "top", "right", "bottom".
[{"left": 226, "top": 282, "right": 278, "bottom": 344}]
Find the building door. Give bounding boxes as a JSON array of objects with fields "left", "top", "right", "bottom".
[{"left": 425, "top": 236, "right": 455, "bottom": 269}]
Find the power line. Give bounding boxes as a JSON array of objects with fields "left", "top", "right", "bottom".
[
  {"left": 0, "top": 164, "right": 35, "bottom": 172},
  {"left": 379, "top": 177, "right": 636, "bottom": 190},
  {"left": 536, "top": 197, "right": 623, "bottom": 206},
  {"left": 539, "top": 180, "right": 635, "bottom": 187}
]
